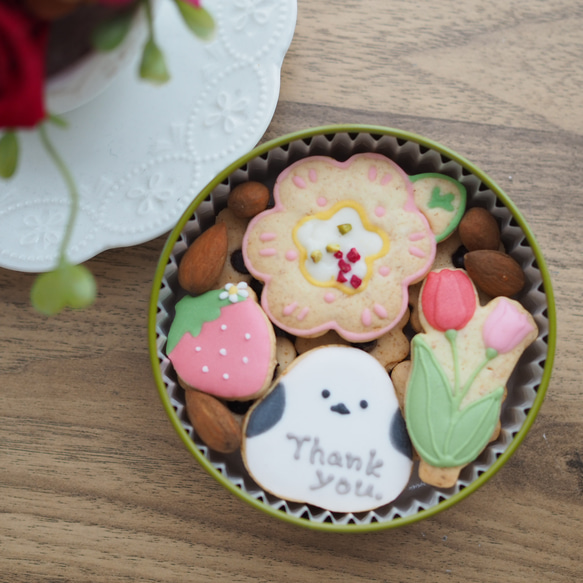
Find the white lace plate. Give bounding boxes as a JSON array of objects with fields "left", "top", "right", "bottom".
[{"left": 0, "top": 0, "right": 297, "bottom": 272}]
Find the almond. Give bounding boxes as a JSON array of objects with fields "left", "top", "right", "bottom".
[
  {"left": 185, "top": 389, "right": 242, "bottom": 453},
  {"left": 178, "top": 222, "right": 228, "bottom": 294},
  {"left": 458, "top": 207, "right": 501, "bottom": 251},
  {"left": 228, "top": 181, "right": 270, "bottom": 219},
  {"left": 464, "top": 250, "right": 525, "bottom": 297}
]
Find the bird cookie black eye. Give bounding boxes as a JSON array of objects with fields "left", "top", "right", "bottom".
[
  {"left": 321, "top": 389, "right": 330, "bottom": 399},
  {"left": 359, "top": 400, "right": 368, "bottom": 409}
]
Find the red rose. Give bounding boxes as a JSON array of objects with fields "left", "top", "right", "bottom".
[
  {"left": 421, "top": 269, "right": 476, "bottom": 332},
  {"left": 0, "top": 1, "right": 49, "bottom": 128}
]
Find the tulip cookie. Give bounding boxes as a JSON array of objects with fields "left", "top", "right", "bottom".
[
  {"left": 167, "top": 282, "right": 277, "bottom": 401},
  {"left": 243, "top": 153, "right": 466, "bottom": 342},
  {"left": 404, "top": 268, "right": 537, "bottom": 487},
  {"left": 242, "top": 346, "right": 413, "bottom": 513}
]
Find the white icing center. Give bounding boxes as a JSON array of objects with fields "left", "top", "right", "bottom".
[{"left": 295, "top": 207, "right": 383, "bottom": 284}]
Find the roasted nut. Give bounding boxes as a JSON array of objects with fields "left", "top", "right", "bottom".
[
  {"left": 228, "top": 181, "right": 270, "bottom": 219},
  {"left": 178, "top": 222, "right": 228, "bottom": 294},
  {"left": 185, "top": 390, "right": 242, "bottom": 454},
  {"left": 459, "top": 207, "right": 501, "bottom": 251},
  {"left": 465, "top": 249, "right": 525, "bottom": 297}
]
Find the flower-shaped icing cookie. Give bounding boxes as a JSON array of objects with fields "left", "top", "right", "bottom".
[{"left": 243, "top": 153, "right": 439, "bottom": 342}]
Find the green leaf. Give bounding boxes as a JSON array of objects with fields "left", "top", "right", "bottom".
[
  {"left": 92, "top": 10, "right": 134, "bottom": 51},
  {"left": 47, "top": 114, "right": 68, "bottom": 129},
  {"left": 175, "top": 1, "right": 216, "bottom": 41},
  {"left": 410, "top": 173, "right": 467, "bottom": 243},
  {"left": 166, "top": 290, "right": 232, "bottom": 354},
  {"left": 405, "top": 335, "right": 455, "bottom": 466},
  {"left": 139, "top": 38, "right": 171, "bottom": 84},
  {"left": 31, "top": 263, "right": 97, "bottom": 316},
  {"left": 428, "top": 186, "right": 455, "bottom": 211},
  {"left": 65, "top": 263, "right": 97, "bottom": 309},
  {"left": 449, "top": 386, "right": 504, "bottom": 466},
  {"left": 0, "top": 132, "right": 19, "bottom": 179}
]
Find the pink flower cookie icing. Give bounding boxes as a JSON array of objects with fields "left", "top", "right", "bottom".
[
  {"left": 167, "top": 282, "right": 277, "bottom": 400},
  {"left": 242, "top": 153, "right": 438, "bottom": 342}
]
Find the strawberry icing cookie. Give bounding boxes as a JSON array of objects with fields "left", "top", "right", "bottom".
[
  {"left": 243, "top": 154, "right": 452, "bottom": 342},
  {"left": 167, "top": 282, "right": 277, "bottom": 401}
]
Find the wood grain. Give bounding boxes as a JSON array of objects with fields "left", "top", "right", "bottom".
[{"left": 1, "top": 0, "right": 583, "bottom": 581}]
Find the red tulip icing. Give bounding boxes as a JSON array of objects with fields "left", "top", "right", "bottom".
[{"left": 421, "top": 269, "right": 476, "bottom": 332}]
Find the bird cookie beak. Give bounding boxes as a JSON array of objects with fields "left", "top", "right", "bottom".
[{"left": 330, "top": 402, "right": 350, "bottom": 415}]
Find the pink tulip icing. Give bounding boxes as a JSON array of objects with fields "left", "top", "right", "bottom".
[{"left": 482, "top": 297, "right": 536, "bottom": 354}]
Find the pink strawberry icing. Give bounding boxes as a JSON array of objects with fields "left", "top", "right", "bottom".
[{"left": 169, "top": 298, "right": 275, "bottom": 400}]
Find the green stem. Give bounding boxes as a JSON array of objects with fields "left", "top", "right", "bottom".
[
  {"left": 445, "top": 329, "right": 460, "bottom": 397},
  {"left": 442, "top": 342, "right": 497, "bottom": 458},
  {"left": 441, "top": 329, "right": 461, "bottom": 457},
  {"left": 143, "top": 0, "right": 155, "bottom": 42},
  {"left": 38, "top": 123, "right": 78, "bottom": 267},
  {"left": 456, "top": 348, "right": 498, "bottom": 407}
]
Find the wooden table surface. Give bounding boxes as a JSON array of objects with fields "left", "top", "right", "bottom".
[{"left": 1, "top": 0, "right": 581, "bottom": 581}]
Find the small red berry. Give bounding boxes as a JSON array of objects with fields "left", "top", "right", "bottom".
[
  {"left": 338, "top": 259, "right": 351, "bottom": 273},
  {"left": 347, "top": 248, "right": 361, "bottom": 263}
]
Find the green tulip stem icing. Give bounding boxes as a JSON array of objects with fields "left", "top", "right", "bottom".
[
  {"left": 458, "top": 347, "right": 498, "bottom": 404},
  {"left": 444, "top": 329, "right": 460, "bottom": 397},
  {"left": 406, "top": 335, "right": 504, "bottom": 468},
  {"left": 442, "top": 348, "right": 500, "bottom": 461}
]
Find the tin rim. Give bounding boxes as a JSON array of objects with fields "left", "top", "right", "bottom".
[{"left": 148, "top": 124, "right": 556, "bottom": 532}]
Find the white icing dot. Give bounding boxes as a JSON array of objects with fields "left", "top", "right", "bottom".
[
  {"left": 219, "top": 348, "right": 227, "bottom": 356},
  {"left": 242, "top": 356, "right": 249, "bottom": 364},
  {"left": 244, "top": 333, "right": 251, "bottom": 340},
  {"left": 221, "top": 324, "right": 227, "bottom": 331},
  {"left": 195, "top": 346, "right": 202, "bottom": 352},
  {"left": 202, "top": 366, "right": 209, "bottom": 373},
  {"left": 223, "top": 373, "right": 229, "bottom": 380}
]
